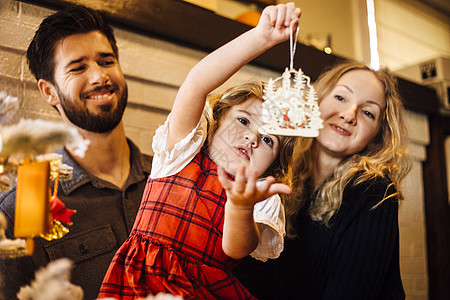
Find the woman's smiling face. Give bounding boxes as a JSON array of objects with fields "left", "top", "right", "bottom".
[{"left": 316, "top": 69, "right": 386, "bottom": 159}]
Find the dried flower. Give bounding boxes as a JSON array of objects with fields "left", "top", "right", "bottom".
[
  {"left": 0, "top": 119, "right": 89, "bottom": 159},
  {"left": 0, "top": 213, "right": 27, "bottom": 259},
  {"left": 17, "top": 258, "right": 83, "bottom": 300},
  {"left": 0, "top": 91, "right": 19, "bottom": 124}
]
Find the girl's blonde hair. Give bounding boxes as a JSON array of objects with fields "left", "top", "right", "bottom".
[
  {"left": 203, "top": 81, "right": 296, "bottom": 180},
  {"left": 284, "top": 62, "right": 411, "bottom": 236}
]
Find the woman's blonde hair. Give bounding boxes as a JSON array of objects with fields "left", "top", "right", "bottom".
[
  {"left": 203, "top": 81, "right": 296, "bottom": 180},
  {"left": 284, "top": 61, "right": 411, "bottom": 236}
]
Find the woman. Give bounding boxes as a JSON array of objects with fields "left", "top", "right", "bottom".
[{"left": 234, "top": 61, "right": 411, "bottom": 300}]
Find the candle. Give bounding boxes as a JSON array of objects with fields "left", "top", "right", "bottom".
[{"left": 14, "top": 160, "right": 50, "bottom": 254}]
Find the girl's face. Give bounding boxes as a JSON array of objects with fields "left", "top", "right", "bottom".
[
  {"left": 209, "top": 97, "right": 281, "bottom": 177},
  {"left": 316, "top": 69, "right": 386, "bottom": 159}
]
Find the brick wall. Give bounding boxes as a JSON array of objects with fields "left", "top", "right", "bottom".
[{"left": 401, "top": 111, "right": 430, "bottom": 299}]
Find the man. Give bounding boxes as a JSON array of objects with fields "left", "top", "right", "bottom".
[{"left": 0, "top": 6, "right": 151, "bottom": 299}]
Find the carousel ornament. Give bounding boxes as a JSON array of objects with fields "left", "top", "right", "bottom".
[
  {"left": 0, "top": 92, "right": 89, "bottom": 254},
  {"left": 259, "top": 26, "right": 323, "bottom": 137}
]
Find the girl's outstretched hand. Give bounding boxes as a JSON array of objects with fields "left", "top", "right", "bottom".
[
  {"left": 218, "top": 165, "right": 291, "bottom": 209},
  {"left": 220, "top": 164, "right": 291, "bottom": 259},
  {"left": 255, "top": 2, "right": 301, "bottom": 45}
]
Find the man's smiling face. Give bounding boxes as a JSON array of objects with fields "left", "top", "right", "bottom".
[{"left": 51, "top": 30, "right": 127, "bottom": 133}]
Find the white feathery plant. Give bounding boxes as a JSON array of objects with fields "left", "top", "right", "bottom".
[{"left": 0, "top": 118, "right": 89, "bottom": 159}]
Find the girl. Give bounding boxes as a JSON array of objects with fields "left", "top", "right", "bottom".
[
  {"left": 235, "top": 62, "right": 412, "bottom": 299},
  {"left": 99, "top": 3, "right": 301, "bottom": 299}
]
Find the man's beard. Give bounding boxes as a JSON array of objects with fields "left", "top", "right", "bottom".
[{"left": 57, "top": 84, "right": 128, "bottom": 133}]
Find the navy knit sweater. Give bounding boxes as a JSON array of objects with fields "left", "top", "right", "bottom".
[{"left": 234, "top": 177, "right": 405, "bottom": 300}]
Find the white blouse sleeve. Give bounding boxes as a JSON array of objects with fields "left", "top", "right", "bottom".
[
  {"left": 250, "top": 193, "right": 286, "bottom": 262},
  {"left": 150, "top": 111, "right": 208, "bottom": 179}
]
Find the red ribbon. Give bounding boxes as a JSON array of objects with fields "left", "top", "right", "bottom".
[
  {"left": 50, "top": 195, "right": 76, "bottom": 225},
  {"left": 49, "top": 169, "right": 76, "bottom": 225}
]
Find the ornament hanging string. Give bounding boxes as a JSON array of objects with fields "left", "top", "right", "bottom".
[{"left": 289, "top": 24, "right": 300, "bottom": 71}]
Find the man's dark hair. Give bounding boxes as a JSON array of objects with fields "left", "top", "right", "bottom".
[{"left": 26, "top": 5, "right": 118, "bottom": 83}]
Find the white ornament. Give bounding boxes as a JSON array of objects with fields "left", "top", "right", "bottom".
[
  {"left": 259, "top": 67, "right": 323, "bottom": 137},
  {"left": 259, "top": 25, "right": 323, "bottom": 137}
]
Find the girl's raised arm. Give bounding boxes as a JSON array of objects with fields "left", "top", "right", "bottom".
[{"left": 166, "top": 3, "right": 301, "bottom": 150}]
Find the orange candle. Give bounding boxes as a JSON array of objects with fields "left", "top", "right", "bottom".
[{"left": 14, "top": 160, "right": 50, "bottom": 254}]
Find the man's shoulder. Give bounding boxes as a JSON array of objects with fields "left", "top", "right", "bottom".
[
  {"left": 0, "top": 187, "right": 17, "bottom": 237},
  {"left": 0, "top": 186, "right": 17, "bottom": 212}
]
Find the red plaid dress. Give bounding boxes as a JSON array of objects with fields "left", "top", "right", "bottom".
[{"left": 99, "top": 151, "right": 256, "bottom": 299}]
